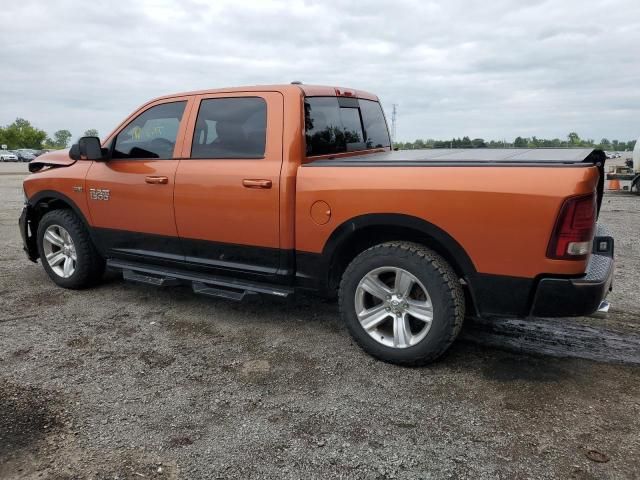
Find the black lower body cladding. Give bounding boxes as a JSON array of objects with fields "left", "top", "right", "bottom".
[
  {"left": 19, "top": 201, "right": 614, "bottom": 319},
  {"left": 298, "top": 224, "right": 614, "bottom": 319},
  {"left": 471, "top": 252, "right": 614, "bottom": 318},
  {"left": 472, "top": 225, "right": 614, "bottom": 318}
]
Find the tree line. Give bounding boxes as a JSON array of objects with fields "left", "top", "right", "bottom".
[
  {"left": 395, "top": 133, "right": 636, "bottom": 151},
  {"left": 2, "top": 117, "right": 636, "bottom": 153},
  {"left": 0, "top": 118, "right": 98, "bottom": 150}
]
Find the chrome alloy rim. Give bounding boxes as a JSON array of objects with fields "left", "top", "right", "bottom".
[
  {"left": 355, "top": 267, "right": 434, "bottom": 348},
  {"left": 42, "top": 225, "right": 77, "bottom": 278}
]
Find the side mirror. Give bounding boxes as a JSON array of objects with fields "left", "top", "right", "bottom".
[{"left": 69, "top": 136, "right": 105, "bottom": 161}]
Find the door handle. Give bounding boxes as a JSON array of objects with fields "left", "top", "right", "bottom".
[
  {"left": 145, "top": 176, "right": 169, "bottom": 184},
  {"left": 242, "top": 179, "right": 272, "bottom": 189}
]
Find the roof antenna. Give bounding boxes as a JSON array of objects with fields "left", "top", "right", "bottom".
[{"left": 291, "top": 80, "right": 303, "bottom": 85}]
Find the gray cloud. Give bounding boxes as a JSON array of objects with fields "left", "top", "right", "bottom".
[{"left": 1, "top": 0, "right": 639, "bottom": 142}]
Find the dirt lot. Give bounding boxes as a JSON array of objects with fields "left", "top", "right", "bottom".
[{"left": 1, "top": 163, "right": 639, "bottom": 479}]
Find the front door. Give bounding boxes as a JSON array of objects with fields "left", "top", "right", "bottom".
[
  {"left": 85, "top": 98, "right": 191, "bottom": 263},
  {"left": 173, "top": 92, "right": 284, "bottom": 279}
]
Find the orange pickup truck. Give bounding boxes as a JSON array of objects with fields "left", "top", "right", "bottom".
[{"left": 19, "top": 83, "right": 614, "bottom": 365}]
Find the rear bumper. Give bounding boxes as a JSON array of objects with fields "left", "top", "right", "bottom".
[
  {"left": 530, "top": 251, "right": 614, "bottom": 317},
  {"left": 530, "top": 225, "right": 614, "bottom": 317},
  {"left": 469, "top": 224, "right": 614, "bottom": 318}
]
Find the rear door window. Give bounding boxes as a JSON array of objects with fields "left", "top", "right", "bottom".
[
  {"left": 191, "top": 97, "right": 267, "bottom": 159},
  {"left": 305, "top": 96, "right": 390, "bottom": 156}
]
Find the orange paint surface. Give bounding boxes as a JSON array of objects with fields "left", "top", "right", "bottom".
[
  {"left": 295, "top": 165, "right": 599, "bottom": 277},
  {"left": 25, "top": 84, "right": 599, "bottom": 280}
]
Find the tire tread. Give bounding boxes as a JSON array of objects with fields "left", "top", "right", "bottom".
[
  {"left": 339, "top": 241, "right": 465, "bottom": 366},
  {"left": 37, "top": 209, "right": 104, "bottom": 289}
]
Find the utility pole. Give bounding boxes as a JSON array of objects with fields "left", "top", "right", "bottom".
[{"left": 391, "top": 104, "right": 397, "bottom": 145}]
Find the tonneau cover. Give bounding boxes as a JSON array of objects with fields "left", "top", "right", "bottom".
[{"left": 312, "top": 148, "right": 601, "bottom": 165}]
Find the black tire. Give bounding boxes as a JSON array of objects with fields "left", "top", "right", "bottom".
[
  {"left": 37, "top": 209, "right": 105, "bottom": 289},
  {"left": 339, "top": 241, "right": 464, "bottom": 366}
]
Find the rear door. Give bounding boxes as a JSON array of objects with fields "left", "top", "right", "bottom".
[
  {"left": 86, "top": 98, "right": 192, "bottom": 262},
  {"left": 173, "top": 92, "right": 284, "bottom": 279}
]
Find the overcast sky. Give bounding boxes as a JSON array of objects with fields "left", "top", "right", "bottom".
[{"left": 1, "top": 0, "right": 639, "bottom": 142}]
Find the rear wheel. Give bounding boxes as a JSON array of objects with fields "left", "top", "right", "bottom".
[
  {"left": 339, "top": 242, "right": 464, "bottom": 366},
  {"left": 37, "top": 209, "right": 105, "bottom": 289}
]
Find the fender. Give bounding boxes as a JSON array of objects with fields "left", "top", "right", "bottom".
[
  {"left": 24, "top": 190, "right": 96, "bottom": 260},
  {"left": 28, "top": 190, "right": 92, "bottom": 229},
  {"left": 295, "top": 213, "right": 478, "bottom": 295},
  {"left": 323, "top": 213, "right": 477, "bottom": 275}
]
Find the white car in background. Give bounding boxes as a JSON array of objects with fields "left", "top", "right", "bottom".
[{"left": 0, "top": 151, "right": 19, "bottom": 162}]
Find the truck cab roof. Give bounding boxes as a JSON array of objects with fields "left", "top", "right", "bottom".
[{"left": 146, "top": 84, "right": 379, "bottom": 105}]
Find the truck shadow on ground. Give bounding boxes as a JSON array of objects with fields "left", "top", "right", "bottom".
[
  {"left": 94, "top": 271, "right": 640, "bottom": 366},
  {"left": 448, "top": 344, "right": 572, "bottom": 383}
]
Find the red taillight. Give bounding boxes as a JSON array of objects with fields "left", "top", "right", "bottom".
[{"left": 547, "top": 193, "right": 596, "bottom": 260}]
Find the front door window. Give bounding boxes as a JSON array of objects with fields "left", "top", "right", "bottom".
[{"left": 113, "top": 101, "right": 186, "bottom": 159}]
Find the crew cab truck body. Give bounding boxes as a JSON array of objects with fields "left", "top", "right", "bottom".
[{"left": 19, "top": 84, "right": 614, "bottom": 365}]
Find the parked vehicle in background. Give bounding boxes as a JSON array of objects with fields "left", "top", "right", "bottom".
[
  {"left": 19, "top": 83, "right": 615, "bottom": 365},
  {"left": 0, "top": 150, "right": 19, "bottom": 161},
  {"left": 606, "top": 138, "right": 640, "bottom": 193},
  {"left": 15, "top": 149, "right": 37, "bottom": 162}
]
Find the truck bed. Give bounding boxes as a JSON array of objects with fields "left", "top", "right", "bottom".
[{"left": 305, "top": 148, "right": 607, "bottom": 216}]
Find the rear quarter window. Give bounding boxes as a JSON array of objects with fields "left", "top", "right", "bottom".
[
  {"left": 359, "top": 99, "right": 391, "bottom": 149},
  {"left": 305, "top": 96, "right": 390, "bottom": 156}
]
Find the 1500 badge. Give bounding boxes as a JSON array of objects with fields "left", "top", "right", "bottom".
[{"left": 89, "top": 188, "right": 110, "bottom": 201}]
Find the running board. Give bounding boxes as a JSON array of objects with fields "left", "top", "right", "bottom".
[
  {"left": 123, "top": 269, "right": 180, "bottom": 287},
  {"left": 108, "top": 259, "right": 293, "bottom": 301},
  {"left": 192, "top": 282, "right": 252, "bottom": 301}
]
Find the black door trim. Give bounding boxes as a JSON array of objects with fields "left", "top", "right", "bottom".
[{"left": 91, "top": 227, "right": 293, "bottom": 285}]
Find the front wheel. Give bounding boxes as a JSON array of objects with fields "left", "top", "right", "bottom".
[
  {"left": 339, "top": 242, "right": 465, "bottom": 366},
  {"left": 37, "top": 209, "right": 105, "bottom": 289}
]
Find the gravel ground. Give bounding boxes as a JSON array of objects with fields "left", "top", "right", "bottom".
[{"left": 0, "top": 163, "right": 639, "bottom": 479}]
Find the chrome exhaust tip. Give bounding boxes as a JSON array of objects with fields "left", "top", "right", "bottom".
[{"left": 591, "top": 300, "right": 610, "bottom": 318}]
